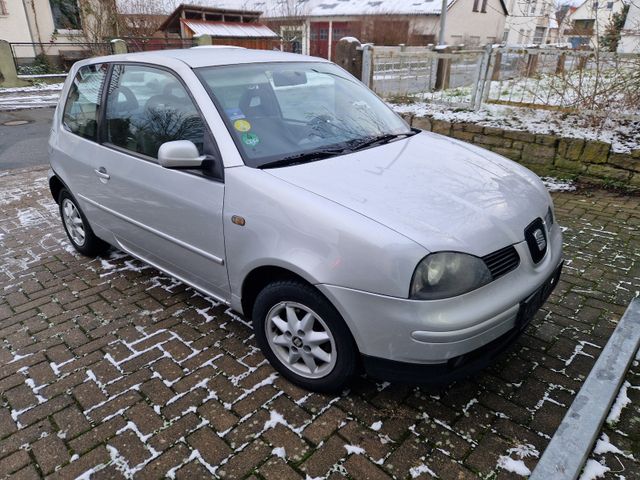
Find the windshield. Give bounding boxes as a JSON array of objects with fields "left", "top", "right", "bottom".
[{"left": 196, "top": 62, "right": 412, "bottom": 168}]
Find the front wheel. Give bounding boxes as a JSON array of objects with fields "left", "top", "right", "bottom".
[{"left": 252, "top": 281, "right": 358, "bottom": 392}]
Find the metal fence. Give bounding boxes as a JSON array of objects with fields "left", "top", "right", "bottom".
[
  {"left": 9, "top": 37, "right": 296, "bottom": 77},
  {"left": 9, "top": 41, "right": 113, "bottom": 76},
  {"left": 484, "top": 47, "right": 640, "bottom": 115},
  {"left": 370, "top": 46, "right": 491, "bottom": 109},
  {"left": 367, "top": 44, "right": 640, "bottom": 116}
]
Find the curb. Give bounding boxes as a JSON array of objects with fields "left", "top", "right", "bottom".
[{"left": 530, "top": 298, "right": 640, "bottom": 480}]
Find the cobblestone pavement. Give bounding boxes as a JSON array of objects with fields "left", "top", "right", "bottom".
[{"left": 0, "top": 166, "right": 639, "bottom": 480}]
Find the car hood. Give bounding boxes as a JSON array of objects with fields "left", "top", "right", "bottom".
[{"left": 266, "top": 132, "right": 551, "bottom": 257}]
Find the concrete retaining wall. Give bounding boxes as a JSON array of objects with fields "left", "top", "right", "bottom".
[{"left": 402, "top": 114, "right": 640, "bottom": 190}]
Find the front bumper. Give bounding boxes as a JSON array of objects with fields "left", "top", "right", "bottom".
[
  {"left": 362, "top": 261, "right": 562, "bottom": 384},
  {"left": 317, "top": 223, "right": 563, "bottom": 373}
]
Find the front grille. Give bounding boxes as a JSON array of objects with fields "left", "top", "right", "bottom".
[{"left": 482, "top": 245, "right": 520, "bottom": 279}]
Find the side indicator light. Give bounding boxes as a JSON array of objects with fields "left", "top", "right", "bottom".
[{"left": 231, "top": 215, "right": 246, "bottom": 226}]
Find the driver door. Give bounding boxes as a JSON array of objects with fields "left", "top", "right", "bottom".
[{"left": 89, "top": 63, "right": 229, "bottom": 301}]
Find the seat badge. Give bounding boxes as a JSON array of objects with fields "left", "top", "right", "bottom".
[{"left": 533, "top": 229, "right": 547, "bottom": 251}]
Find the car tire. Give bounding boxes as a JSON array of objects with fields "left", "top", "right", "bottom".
[
  {"left": 58, "top": 189, "right": 110, "bottom": 257},
  {"left": 252, "top": 280, "right": 358, "bottom": 392}
]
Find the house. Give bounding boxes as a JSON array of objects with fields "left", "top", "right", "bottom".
[
  {"left": 182, "top": 0, "right": 510, "bottom": 59},
  {"left": 617, "top": 2, "right": 639, "bottom": 52},
  {"left": 0, "top": 0, "right": 117, "bottom": 66},
  {"left": 563, "top": 0, "right": 627, "bottom": 48},
  {"left": 502, "top": 0, "right": 558, "bottom": 45},
  {"left": 155, "top": 4, "right": 280, "bottom": 51}
]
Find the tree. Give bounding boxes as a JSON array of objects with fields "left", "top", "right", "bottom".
[
  {"left": 116, "top": 0, "right": 174, "bottom": 38},
  {"left": 600, "top": 4, "right": 629, "bottom": 51},
  {"left": 76, "top": 0, "right": 118, "bottom": 48}
]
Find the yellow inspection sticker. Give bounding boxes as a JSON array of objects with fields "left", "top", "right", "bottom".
[{"left": 234, "top": 119, "right": 251, "bottom": 132}]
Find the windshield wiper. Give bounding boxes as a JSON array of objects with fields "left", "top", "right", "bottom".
[
  {"left": 258, "top": 147, "right": 349, "bottom": 169},
  {"left": 348, "top": 131, "right": 418, "bottom": 152}
]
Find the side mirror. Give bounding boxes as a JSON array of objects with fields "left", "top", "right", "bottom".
[{"left": 158, "top": 140, "right": 204, "bottom": 168}]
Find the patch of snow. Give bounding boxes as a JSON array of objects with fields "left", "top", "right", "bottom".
[
  {"left": 497, "top": 456, "right": 531, "bottom": 476},
  {"left": 607, "top": 381, "right": 632, "bottom": 425},
  {"left": 392, "top": 102, "right": 640, "bottom": 154},
  {"left": 264, "top": 410, "right": 287, "bottom": 430},
  {"left": 594, "top": 433, "right": 634, "bottom": 459},
  {"left": 541, "top": 177, "right": 577, "bottom": 192},
  {"left": 344, "top": 444, "right": 365, "bottom": 455},
  {"left": 462, "top": 398, "right": 478, "bottom": 415},
  {"left": 0, "top": 83, "right": 64, "bottom": 93},
  {"left": 409, "top": 463, "right": 437, "bottom": 478},
  {"left": 579, "top": 459, "right": 610, "bottom": 480},
  {"left": 272, "top": 446, "right": 286, "bottom": 459},
  {"left": 370, "top": 421, "right": 383, "bottom": 431}
]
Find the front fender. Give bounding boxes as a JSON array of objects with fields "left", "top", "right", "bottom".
[{"left": 224, "top": 166, "right": 428, "bottom": 309}]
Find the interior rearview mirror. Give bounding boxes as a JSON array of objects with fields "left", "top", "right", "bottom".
[
  {"left": 272, "top": 71, "right": 308, "bottom": 87},
  {"left": 158, "top": 140, "right": 204, "bottom": 168}
]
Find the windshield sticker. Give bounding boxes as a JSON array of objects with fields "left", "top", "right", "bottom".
[
  {"left": 225, "top": 108, "right": 246, "bottom": 121},
  {"left": 241, "top": 133, "right": 260, "bottom": 147},
  {"left": 234, "top": 119, "right": 252, "bottom": 132}
]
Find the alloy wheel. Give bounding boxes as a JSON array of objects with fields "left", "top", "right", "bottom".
[
  {"left": 265, "top": 301, "right": 337, "bottom": 379},
  {"left": 62, "top": 198, "right": 86, "bottom": 247}
]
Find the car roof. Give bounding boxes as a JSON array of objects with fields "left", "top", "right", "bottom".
[{"left": 83, "top": 47, "right": 330, "bottom": 69}]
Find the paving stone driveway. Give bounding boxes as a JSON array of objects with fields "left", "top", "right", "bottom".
[{"left": 0, "top": 167, "right": 638, "bottom": 480}]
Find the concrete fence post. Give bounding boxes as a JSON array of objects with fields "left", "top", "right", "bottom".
[
  {"left": 434, "top": 46, "right": 451, "bottom": 91},
  {"left": 491, "top": 51, "right": 502, "bottom": 80},
  {"left": 360, "top": 43, "right": 374, "bottom": 88},
  {"left": 0, "top": 40, "right": 28, "bottom": 88},
  {"left": 110, "top": 39, "right": 128, "bottom": 55},
  {"left": 556, "top": 51, "right": 566, "bottom": 74},
  {"left": 335, "top": 37, "right": 363, "bottom": 80},
  {"left": 194, "top": 34, "right": 213, "bottom": 47},
  {"left": 526, "top": 47, "right": 539, "bottom": 77}
]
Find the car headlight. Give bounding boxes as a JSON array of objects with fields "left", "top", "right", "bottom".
[
  {"left": 544, "top": 206, "right": 554, "bottom": 227},
  {"left": 410, "top": 252, "right": 493, "bottom": 300}
]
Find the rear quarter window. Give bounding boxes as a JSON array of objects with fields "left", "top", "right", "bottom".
[{"left": 62, "top": 63, "right": 108, "bottom": 141}]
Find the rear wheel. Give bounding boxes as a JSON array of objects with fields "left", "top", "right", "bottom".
[
  {"left": 252, "top": 281, "right": 358, "bottom": 392},
  {"left": 59, "top": 189, "right": 109, "bottom": 257}
]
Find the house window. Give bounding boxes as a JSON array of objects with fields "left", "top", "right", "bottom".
[
  {"left": 319, "top": 29, "right": 328, "bottom": 40},
  {"left": 606, "top": 1, "right": 613, "bottom": 8},
  {"left": 502, "top": 29, "right": 510, "bottom": 42},
  {"left": 533, "top": 26, "right": 546, "bottom": 44},
  {"left": 49, "top": 0, "right": 82, "bottom": 31},
  {"left": 0, "top": 0, "right": 8, "bottom": 15},
  {"left": 473, "top": 0, "right": 480, "bottom": 12},
  {"left": 592, "top": 1, "right": 599, "bottom": 9},
  {"left": 481, "top": 0, "right": 488, "bottom": 12}
]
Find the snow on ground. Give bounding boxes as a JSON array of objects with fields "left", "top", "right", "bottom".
[
  {"left": 0, "top": 82, "right": 64, "bottom": 111},
  {"left": 579, "top": 459, "right": 610, "bottom": 480},
  {"left": 496, "top": 444, "right": 539, "bottom": 477},
  {"left": 606, "top": 381, "right": 635, "bottom": 425},
  {"left": 541, "top": 177, "right": 577, "bottom": 192},
  {"left": 0, "top": 82, "right": 65, "bottom": 94},
  {"left": 392, "top": 101, "right": 640, "bottom": 154}
]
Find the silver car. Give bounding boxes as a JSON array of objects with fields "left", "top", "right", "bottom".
[{"left": 48, "top": 48, "right": 563, "bottom": 392}]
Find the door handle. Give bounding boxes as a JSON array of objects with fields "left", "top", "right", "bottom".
[{"left": 94, "top": 167, "right": 110, "bottom": 180}]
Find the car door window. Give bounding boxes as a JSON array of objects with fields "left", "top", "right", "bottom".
[
  {"left": 63, "top": 63, "right": 108, "bottom": 141},
  {"left": 105, "top": 65, "right": 205, "bottom": 159}
]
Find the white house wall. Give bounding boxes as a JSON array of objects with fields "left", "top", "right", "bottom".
[
  {"left": 445, "top": 0, "right": 507, "bottom": 46},
  {"left": 618, "top": 2, "right": 640, "bottom": 53}
]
